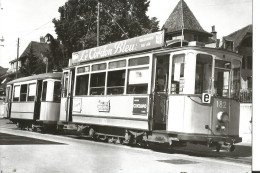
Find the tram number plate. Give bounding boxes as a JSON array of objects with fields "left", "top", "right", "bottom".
[
  {"left": 216, "top": 101, "right": 227, "bottom": 109},
  {"left": 202, "top": 93, "right": 211, "bottom": 104}
]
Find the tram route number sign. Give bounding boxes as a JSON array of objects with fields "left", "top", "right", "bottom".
[
  {"left": 133, "top": 97, "right": 148, "bottom": 115},
  {"left": 202, "top": 93, "right": 211, "bottom": 104}
]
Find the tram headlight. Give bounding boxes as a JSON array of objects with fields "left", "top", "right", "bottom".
[{"left": 217, "top": 111, "right": 229, "bottom": 123}]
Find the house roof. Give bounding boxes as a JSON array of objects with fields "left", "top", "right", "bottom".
[
  {"left": 0, "top": 66, "right": 8, "bottom": 76},
  {"left": 162, "top": 0, "right": 212, "bottom": 37},
  {"left": 223, "top": 24, "right": 252, "bottom": 49},
  {"left": 9, "top": 41, "right": 49, "bottom": 63}
]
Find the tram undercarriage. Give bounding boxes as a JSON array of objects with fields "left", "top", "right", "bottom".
[{"left": 68, "top": 123, "right": 241, "bottom": 152}]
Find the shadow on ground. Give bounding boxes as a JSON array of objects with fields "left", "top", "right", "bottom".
[{"left": 0, "top": 132, "right": 65, "bottom": 145}]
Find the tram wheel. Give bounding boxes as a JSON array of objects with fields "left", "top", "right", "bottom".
[{"left": 216, "top": 144, "right": 221, "bottom": 152}]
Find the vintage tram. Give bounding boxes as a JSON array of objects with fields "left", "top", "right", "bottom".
[
  {"left": 4, "top": 73, "right": 62, "bottom": 131},
  {"left": 58, "top": 31, "right": 242, "bottom": 151}
]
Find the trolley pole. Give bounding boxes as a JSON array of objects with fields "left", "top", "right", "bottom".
[
  {"left": 16, "top": 38, "right": 20, "bottom": 79},
  {"left": 97, "top": 1, "right": 100, "bottom": 46}
]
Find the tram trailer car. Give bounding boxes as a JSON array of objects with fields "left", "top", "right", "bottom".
[
  {"left": 4, "top": 73, "right": 62, "bottom": 131},
  {"left": 59, "top": 31, "right": 242, "bottom": 152}
]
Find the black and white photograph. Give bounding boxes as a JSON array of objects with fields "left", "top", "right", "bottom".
[{"left": 0, "top": 0, "right": 256, "bottom": 172}]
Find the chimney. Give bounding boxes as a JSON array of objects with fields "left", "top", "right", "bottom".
[
  {"left": 40, "top": 36, "right": 45, "bottom": 43},
  {"left": 211, "top": 25, "right": 217, "bottom": 41}
]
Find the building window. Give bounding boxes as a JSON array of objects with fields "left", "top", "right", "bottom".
[
  {"left": 247, "top": 56, "right": 252, "bottom": 70},
  {"left": 242, "top": 56, "right": 246, "bottom": 69}
]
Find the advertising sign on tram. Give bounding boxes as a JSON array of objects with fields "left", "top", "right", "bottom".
[
  {"left": 72, "top": 31, "right": 165, "bottom": 65},
  {"left": 133, "top": 97, "right": 148, "bottom": 115}
]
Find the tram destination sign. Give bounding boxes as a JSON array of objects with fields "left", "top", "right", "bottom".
[{"left": 72, "top": 30, "right": 165, "bottom": 65}]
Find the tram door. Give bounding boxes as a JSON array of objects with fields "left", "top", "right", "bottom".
[
  {"left": 153, "top": 55, "right": 170, "bottom": 130},
  {"left": 60, "top": 70, "right": 74, "bottom": 122},
  {"left": 3, "top": 85, "right": 12, "bottom": 119}
]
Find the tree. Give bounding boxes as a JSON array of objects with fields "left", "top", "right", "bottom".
[
  {"left": 45, "top": 33, "right": 67, "bottom": 71},
  {"left": 53, "top": 0, "right": 159, "bottom": 59}
]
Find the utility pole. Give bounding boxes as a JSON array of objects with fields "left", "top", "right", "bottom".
[
  {"left": 97, "top": 1, "right": 100, "bottom": 46},
  {"left": 16, "top": 38, "right": 19, "bottom": 79}
]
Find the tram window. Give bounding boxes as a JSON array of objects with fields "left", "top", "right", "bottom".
[
  {"left": 107, "top": 70, "right": 125, "bottom": 95},
  {"left": 127, "top": 68, "right": 148, "bottom": 94},
  {"left": 20, "top": 84, "right": 28, "bottom": 101},
  {"left": 195, "top": 54, "right": 212, "bottom": 94},
  {"left": 90, "top": 72, "right": 105, "bottom": 95},
  {"left": 92, "top": 63, "right": 106, "bottom": 71},
  {"left": 75, "top": 74, "right": 89, "bottom": 95},
  {"left": 231, "top": 60, "right": 241, "bottom": 98},
  {"left": 53, "top": 81, "right": 61, "bottom": 102},
  {"left": 215, "top": 60, "right": 231, "bottom": 69},
  {"left": 27, "top": 83, "right": 36, "bottom": 101},
  {"left": 214, "top": 69, "right": 230, "bottom": 97},
  {"left": 129, "top": 56, "right": 149, "bottom": 66},
  {"left": 171, "top": 55, "right": 185, "bottom": 94},
  {"left": 13, "top": 85, "right": 20, "bottom": 101},
  {"left": 62, "top": 75, "right": 69, "bottom": 98},
  {"left": 109, "top": 60, "right": 126, "bottom": 69},
  {"left": 77, "top": 66, "right": 90, "bottom": 73},
  {"left": 42, "top": 81, "right": 47, "bottom": 101}
]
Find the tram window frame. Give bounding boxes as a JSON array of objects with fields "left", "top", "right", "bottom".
[
  {"left": 171, "top": 54, "right": 185, "bottom": 94},
  {"left": 13, "top": 85, "right": 20, "bottom": 102},
  {"left": 75, "top": 74, "right": 89, "bottom": 96},
  {"left": 231, "top": 60, "right": 241, "bottom": 98},
  {"left": 42, "top": 81, "right": 48, "bottom": 101},
  {"left": 129, "top": 56, "right": 149, "bottom": 66},
  {"left": 27, "top": 83, "right": 37, "bottom": 101},
  {"left": 213, "top": 60, "right": 231, "bottom": 98},
  {"left": 127, "top": 67, "right": 149, "bottom": 94},
  {"left": 62, "top": 73, "right": 69, "bottom": 98},
  {"left": 53, "top": 81, "right": 61, "bottom": 102},
  {"left": 195, "top": 54, "right": 213, "bottom": 94},
  {"left": 90, "top": 72, "right": 106, "bottom": 95},
  {"left": 20, "top": 84, "right": 28, "bottom": 102},
  {"left": 92, "top": 63, "right": 106, "bottom": 71},
  {"left": 109, "top": 60, "right": 126, "bottom": 69},
  {"left": 107, "top": 69, "right": 126, "bottom": 95}
]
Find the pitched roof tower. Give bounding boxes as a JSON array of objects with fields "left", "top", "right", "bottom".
[{"left": 163, "top": 0, "right": 212, "bottom": 37}]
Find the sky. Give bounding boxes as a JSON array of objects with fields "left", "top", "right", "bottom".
[{"left": 0, "top": 0, "right": 253, "bottom": 68}]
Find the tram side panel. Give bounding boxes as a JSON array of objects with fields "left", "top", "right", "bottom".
[
  {"left": 39, "top": 80, "right": 61, "bottom": 124},
  {"left": 226, "top": 99, "right": 240, "bottom": 136},
  {"left": 71, "top": 95, "right": 150, "bottom": 131},
  {"left": 10, "top": 102, "right": 35, "bottom": 120},
  {"left": 167, "top": 95, "right": 211, "bottom": 134}
]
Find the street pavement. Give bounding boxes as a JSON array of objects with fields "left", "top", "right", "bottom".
[{"left": 0, "top": 118, "right": 251, "bottom": 173}]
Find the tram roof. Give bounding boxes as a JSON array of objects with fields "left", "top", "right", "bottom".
[{"left": 7, "top": 72, "right": 62, "bottom": 85}]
